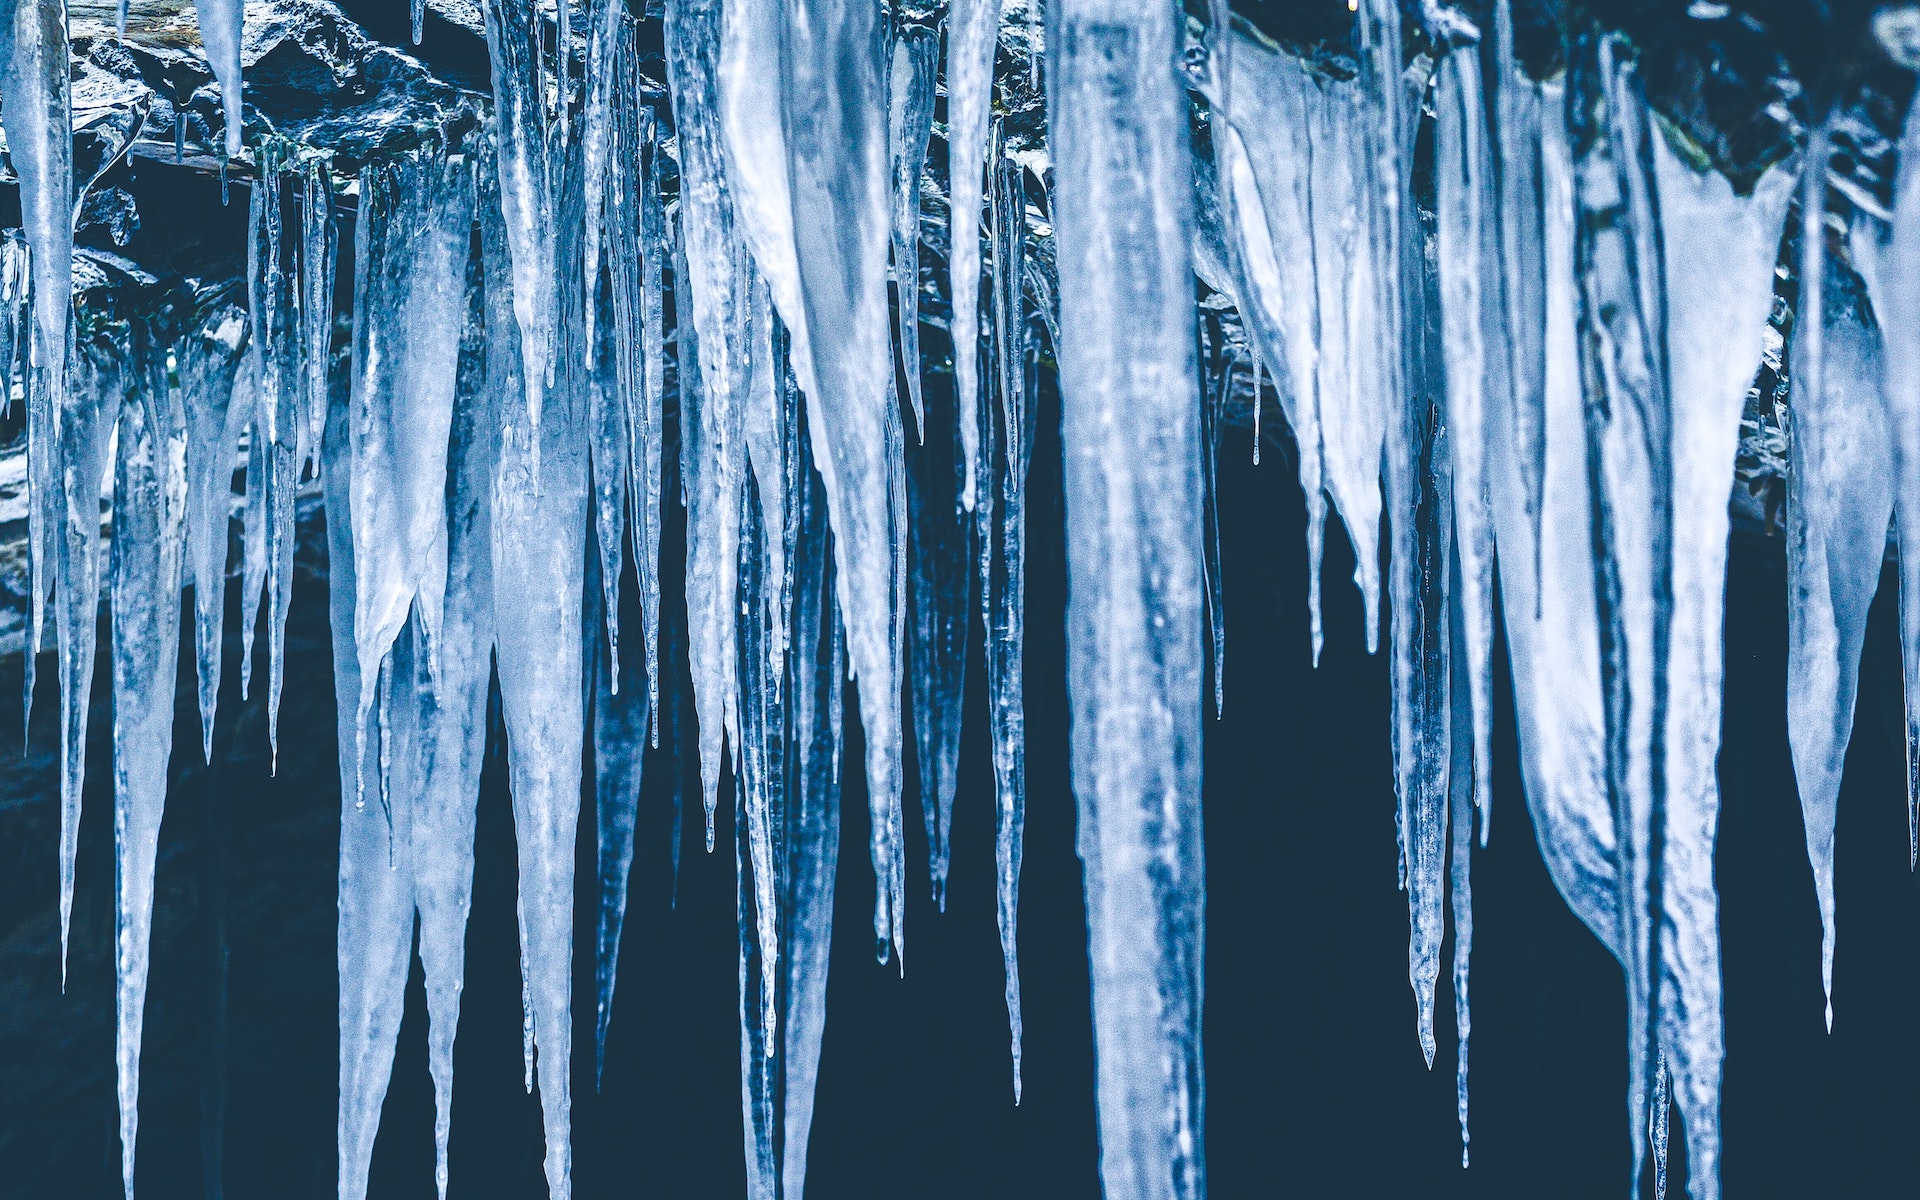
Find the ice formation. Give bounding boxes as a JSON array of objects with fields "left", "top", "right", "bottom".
[{"left": 7, "top": 2, "right": 1915, "bottom": 1199}]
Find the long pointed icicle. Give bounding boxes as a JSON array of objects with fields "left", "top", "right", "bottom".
[
  {"left": 1879, "top": 88, "right": 1920, "bottom": 875},
  {"left": 195, "top": 0, "right": 244, "bottom": 159},
  {"left": 326, "top": 367, "right": 416, "bottom": 1200},
  {"left": 1048, "top": 1, "right": 1207, "bottom": 1196},
  {"left": 1435, "top": 46, "right": 1499, "bottom": 841},
  {"left": 781, "top": 420, "right": 843, "bottom": 1200},
  {"left": 596, "top": 21, "right": 661, "bottom": 1075},
  {"left": 905, "top": 92, "right": 973, "bottom": 907},
  {"left": 780, "top": 0, "right": 910, "bottom": 967},
  {"left": 1791, "top": 229, "right": 1892, "bottom": 1033},
  {"left": 248, "top": 156, "right": 301, "bottom": 760},
  {"left": 948, "top": 0, "right": 1002, "bottom": 515},
  {"left": 347, "top": 150, "right": 473, "bottom": 803},
  {"left": 486, "top": 143, "right": 591, "bottom": 1200},
  {"left": 667, "top": 0, "right": 750, "bottom": 846},
  {"left": 181, "top": 308, "right": 250, "bottom": 760},
  {"left": 300, "top": 163, "right": 338, "bottom": 472},
  {"left": 889, "top": 28, "right": 937, "bottom": 440},
  {"left": 407, "top": 248, "right": 496, "bottom": 1200},
  {"left": 2, "top": 0, "right": 78, "bottom": 969},
  {"left": 1447, "top": 570, "right": 1476, "bottom": 1165},
  {"left": 110, "top": 339, "right": 188, "bottom": 1200}
]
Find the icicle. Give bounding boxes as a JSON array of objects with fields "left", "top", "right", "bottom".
[
  {"left": 906, "top": 270, "right": 974, "bottom": 906},
  {"left": 588, "top": 262, "right": 628, "bottom": 686},
  {"left": 346, "top": 149, "right": 474, "bottom": 806},
  {"left": 248, "top": 156, "right": 302, "bottom": 761},
  {"left": 180, "top": 310, "right": 249, "bottom": 759},
  {"left": 780, "top": 425, "right": 843, "bottom": 1200},
  {"left": 987, "top": 146, "right": 1031, "bottom": 1099},
  {"left": 195, "top": 0, "right": 245, "bottom": 159},
  {"left": 1790, "top": 224, "right": 1891, "bottom": 1034},
  {"left": 109, "top": 339, "right": 187, "bottom": 1200},
  {"left": 596, "top": 25, "right": 662, "bottom": 1077},
  {"left": 755, "top": 0, "right": 909, "bottom": 967},
  {"left": 1198, "top": 323, "right": 1227, "bottom": 721},
  {"left": 482, "top": 0, "right": 556, "bottom": 431},
  {"left": 1877, "top": 87, "right": 1920, "bottom": 872},
  {"left": 412, "top": 0, "right": 426, "bottom": 44},
  {"left": 326, "top": 366, "right": 416, "bottom": 1200},
  {"left": 485, "top": 140, "right": 591, "bottom": 1200},
  {"left": 581, "top": 0, "right": 625, "bottom": 366},
  {"left": 405, "top": 248, "right": 495, "bottom": 1200},
  {"left": 300, "top": 163, "right": 338, "bottom": 472},
  {"left": 1205, "top": 27, "right": 1327, "bottom": 662},
  {"left": 1447, "top": 550, "right": 1475, "bottom": 1166},
  {"left": 1048, "top": 0, "right": 1206, "bottom": 1195},
  {"left": 1434, "top": 46, "right": 1498, "bottom": 841},
  {"left": 2, "top": 0, "right": 75, "bottom": 947},
  {"left": 949, "top": 0, "right": 1003, "bottom": 514},
  {"left": 1651, "top": 1055, "right": 1672, "bottom": 1200},
  {"left": 888, "top": 27, "right": 938, "bottom": 440},
  {"left": 668, "top": 0, "right": 751, "bottom": 847},
  {"left": 1490, "top": 0, "right": 1548, "bottom": 583},
  {"left": 238, "top": 412, "right": 265, "bottom": 702}
]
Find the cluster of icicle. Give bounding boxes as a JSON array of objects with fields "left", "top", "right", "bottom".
[{"left": 9, "top": 0, "right": 1920, "bottom": 1197}]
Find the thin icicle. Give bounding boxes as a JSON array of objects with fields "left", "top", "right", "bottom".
[
  {"left": 247, "top": 156, "right": 301, "bottom": 760},
  {"left": 667, "top": 0, "right": 751, "bottom": 846},
  {"left": 888, "top": 27, "right": 938, "bottom": 440},
  {"left": 1434, "top": 46, "right": 1498, "bottom": 840},
  {"left": 1790, "top": 226, "right": 1891, "bottom": 1034},
  {"left": 485, "top": 141, "right": 591, "bottom": 1200},
  {"left": 300, "top": 162, "right": 338, "bottom": 472},
  {"left": 239, "top": 412, "right": 265, "bottom": 702},
  {"left": 588, "top": 521, "right": 648, "bottom": 1085},
  {"left": 906, "top": 267, "right": 973, "bottom": 905},
  {"left": 346, "top": 148, "right": 473, "bottom": 805},
  {"left": 483, "top": 0, "right": 556, "bottom": 429},
  {"left": 949, "top": 0, "right": 1003, "bottom": 513},
  {"left": 195, "top": 0, "right": 244, "bottom": 159},
  {"left": 1048, "top": 1, "right": 1206, "bottom": 1196},
  {"left": 581, "top": 0, "right": 625, "bottom": 365},
  {"left": 109, "top": 338, "right": 187, "bottom": 1200},
  {"left": 588, "top": 263, "right": 628, "bottom": 685},
  {"left": 1490, "top": 0, "right": 1549, "bottom": 584},
  {"left": 406, "top": 248, "right": 495, "bottom": 1200},
  {"left": 780, "top": 422, "right": 843, "bottom": 1200},
  {"left": 181, "top": 310, "right": 250, "bottom": 760},
  {"left": 1447, "top": 554, "right": 1475, "bottom": 1166},
  {"left": 988, "top": 146, "right": 1031, "bottom": 1100},
  {"left": 1651, "top": 1056, "right": 1672, "bottom": 1200}
]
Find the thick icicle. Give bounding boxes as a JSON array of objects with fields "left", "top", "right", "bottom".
[
  {"left": 346, "top": 148, "right": 473, "bottom": 801},
  {"left": 109, "top": 337, "right": 187, "bottom": 1200},
  {"left": 1048, "top": 1, "right": 1206, "bottom": 1196},
  {"left": 181, "top": 308, "right": 250, "bottom": 759},
  {"left": 667, "top": 0, "right": 750, "bottom": 845},
  {"left": 326, "top": 368, "right": 416, "bottom": 1200},
  {"left": 1787, "top": 235, "right": 1892, "bottom": 1032},
  {"left": 2, "top": 0, "right": 78, "bottom": 963},
  {"left": 1435, "top": 47, "right": 1499, "bottom": 839},
  {"left": 406, "top": 251, "right": 496, "bottom": 1199},
  {"left": 485, "top": 146, "right": 590, "bottom": 1200},
  {"left": 780, "top": 421, "right": 843, "bottom": 1200},
  {"left": 1877, "top": 88, "right": 1920, "bottom": 871},
  {"left": 482, "top": 0, "right": 556, "bottom": 427},
  {"left": 987, "top": 145, "right": 1031, "bottom": 1098},
  {"left": 948, "top": 0, "right": 1001, "bottom": 514},
  {"left": 889, "top": 27, "right": 937, "bottom": 439},
  {"left": 195, "top": 0, "right": 244, "bottom": 159},
  {"left": 777, "top": 0, "right": 910, "bottom": 966}
]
